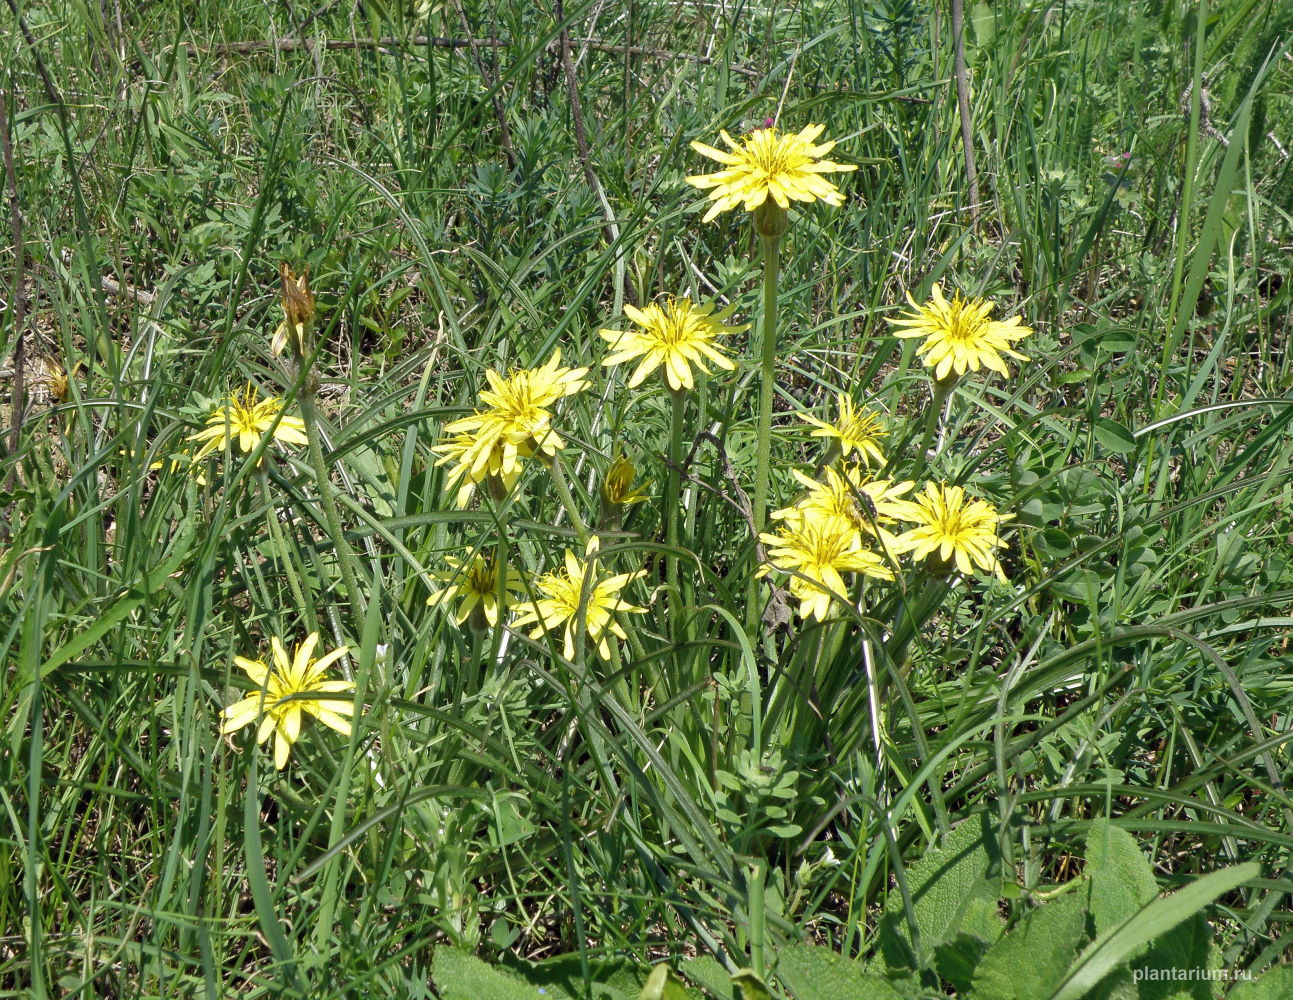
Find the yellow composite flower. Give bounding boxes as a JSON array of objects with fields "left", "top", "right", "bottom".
[
  {"left": 893, "top": 482, "right": 1014, "bottom": 581},
  {"left": 889, "top": 284, "right": 1033, "bottom": 381},
  {"left": 599, "top": 297, "right": 747, "bottom": 391},
  {"left": 774, "top": 466, "right": 915, "bottom": 553},
  {"left": 221, "top": 633, "right": 355, "bottom": 770},
  {"left": 686, "top": 123, "right": 857, "bottom": 223},
  {"left": 438, "top": 350, "right": 590, "bottom": 496},
  {"left": 427, "top": 553, "right": 527, "bottom": 630},
  {"left": 800, "top": 393, "right": 887, "bottom": 466},
  {"left": 758, "top": 512, "right": 893, "bottom": 622},
  {"left": 46, "top": 358, "right": 82, "bottom": 404},
  {"left": 432, "top": 431, "right": 528, "bottom": 507},
  {"left": 512, "top": 541, "right": 647, "bottom": 660},
  {"left": 188, "top": 383, "right": 308, "bottom": 464}
]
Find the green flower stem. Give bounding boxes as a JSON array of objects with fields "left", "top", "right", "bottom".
[
  {"left": 298, "top": 384, "right": 367, "bottom": 626},
  {"left": 549, "top": 454, "right": 592, "bottom": 549},
  {"left": 489, "top": 532, "right": 509, "bottom": 666},
  {"left": 749, "top": 856, "right": 768, "bottom": 977},
  {"left": 746, "top": 233, "right": 782, "bottom": 634},
  {"left": 665, "top": 387, "right": 686, "bottom": 616},
  {"left": 914, "top": 378, "right": 954, "bottom": 478},
  {"left": 752, "top": 233, "right": 782, "bottom": 535},
  {"left": 258, "top": 471, "right": 312, "bottom": 632}
]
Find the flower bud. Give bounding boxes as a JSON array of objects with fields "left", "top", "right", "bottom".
[
  {"left": 754, "top": 201, "right": 789, "bottom": 239},
  {"left": 272, "top": 263, "right": 315, "bottom": 358},
  {"left": 598, "top": 453, "right": 650, "bottom": 529}
]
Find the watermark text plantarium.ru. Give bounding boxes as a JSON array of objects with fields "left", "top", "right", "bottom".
[{"left": 1132, "top": 967, "right": 1254, "bottom": 984}]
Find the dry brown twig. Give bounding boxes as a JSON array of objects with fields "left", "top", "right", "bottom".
[{"left": 173, "top": 34, "right": 761, "bottom": 77}]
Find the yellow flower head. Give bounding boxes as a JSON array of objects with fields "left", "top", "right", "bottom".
[
  {"left": 432, "top": 432, "right": 525, "bottom": 508},
  {"left": 601, "top": 453, "right": 651, "bottom": 508},
  {"left": 221, "top": 633, "right": 355, "bottom": 770},
  {"left": 686, "top": 124, "right": 857, "bottom": 224},
  {"left": 189, "top": 383, "right": 308, "bottom": 464},
  {"left": 890, "top": 284, "right": 1033, "bottom": 381},
  {"left": 511, "top": 541, "right": 647, "bottom": 660},
  {"left": 271, "top": 263, "right": 315, "bottom": 358},
  {"left": 427, "top": 553, "right": 527, "bottom": 630},
  {"left": 438, "top": 350, "right": 590, "bottom": 497},
  {"left": 47, "top": 358, "right": 82, "bottom": 404},
  {"left": 758, "top": 512, "right": 893, "bottom": 622},
  {"left": 800, "top": 393, "right": 887, "bottom": 466},
  {"left": 893, "top": 482, "right": 1014, "bottom": 581},
  {"left": 774, "top": 466, "right": 914, "bottom": 552},
  {"left": 599, "top": 297, "right": 747, "bottom": 391}
]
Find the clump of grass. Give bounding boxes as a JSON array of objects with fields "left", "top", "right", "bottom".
[{"left": 2, "top": 2, "right": 1292, "bottom": 996}]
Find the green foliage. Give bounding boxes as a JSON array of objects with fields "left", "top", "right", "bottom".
[
  {"left": 775, "top": 943, "right": 903, "bottom": 1000},
  {"left": 3, "top": 0, "right": 1292, "bottom": 996},
  {"left": 874, "top": 813, "right": 1004, "bottom": 975},
  {"left": 969, "top": 894, "right": 1087, "bottom": 1000},
  {"left": 1228, "top": 966, "right": 1293, "bottom": 1000}
]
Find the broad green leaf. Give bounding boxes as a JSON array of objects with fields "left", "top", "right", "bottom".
[
  {"left": 679, "top": 955, "right": 732, "bottom": 999},
  {"left": 1094, "top": 418, "right": 1136, "bottom": 454},
  {"left": 1051, "top": 863, "right": 1259, "bottom": 1000},
  {"left": 730, "top": 969, "right": 771, "bottom": 1000},
  {"left": 1134, "top": 917, "right": 1215, "bottom": 1000},
  {"left": 1081, "top": 968, "right": 1138, "bottom": 1000},
  {"left": 432, "top": 948, "right": 541, "bottom": 1000},
  {"left": 883, "top": 813, "right": 1004, "bottom": 964},
  {"left": 1228, "top": 965, "right": 1293, "bottom": 1000},
  {"left": 1086, "top": 821, "right": 1158, "bottom": 935},
  {"left": 969, "top": 893, "right": 1087, "bottom": 1000},
  {"left": 934, "top": 933, "right": 992, "bottom": 995},
  {"left": 639, "top": 964, "right": 696, "bottom": 1000},
  {"left": 501, "top": 952, "right": 640, "bottom": 999},
  {"left": 774, "top": 942, "right": 903, "bottom": 1000}
]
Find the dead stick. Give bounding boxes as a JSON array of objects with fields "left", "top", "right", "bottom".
[
  {"left": 174, "top": 34, "right": 761, "bottom": 77},
  {"left": 450, "top": 4, "right": 515, "bottom": 166},
  {"left": 950, "top": 0, "right": 980, "bottom": 223},
  {"left": 1, "top": 88, "right": 24, "bottom": 496}
]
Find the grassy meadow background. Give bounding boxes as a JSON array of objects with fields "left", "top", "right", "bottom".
[{"left": 2, "top": 0, "right": 1293, "bottom": 996}]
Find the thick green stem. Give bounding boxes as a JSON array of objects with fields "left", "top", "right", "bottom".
[
  {"left": 665, "top": 387, "right": 686, "bottom": 615},
  {"left": 548, "top": 454, "right": 592, "bottom": 549},
  {"left": 746, "top": 235, "right": 782, "bottom": 635},
  {"left": 751, "top": 234, "right": 782, "bottom": 535},
  {"left": 299, "top": 385, "right": 366, "bottom": 625},
  {"left": 914, "top": 378, "right": 953, "bottom": 479},
  {"left": 749, "top": 856, "right": 767, "bottom": 977}
]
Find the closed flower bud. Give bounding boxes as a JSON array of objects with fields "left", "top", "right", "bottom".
[{"left": 272, "top": 263, "right": 315, "bottom": 358}]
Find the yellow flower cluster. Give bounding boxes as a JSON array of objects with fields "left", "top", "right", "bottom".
[
  {"left": 206, "top": 125, "right": 1041, "bottom": 773},
  {"left": 511, "top": 539, "right": 646, "bottom": 660},
  {"left": 426, "top": 553, "right": 528, "bottom": 632},
  {"left": 426, "top": 541, "right": 645, "bottom": 661},
  {"left": 760, "top": 463, "right": 1014, "bottom": 621},
  {"left": 433, "top": 350, "right": 589, "bottom": 506},
  {"left": 751, "top": 396, "right": 1015, "bottom": 620},
  {"left": 890, "top": 283, "right": 1033, "bottom": 382},
  {"left": 686, "top": 123, "right": 857, "bottom": 224}
]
